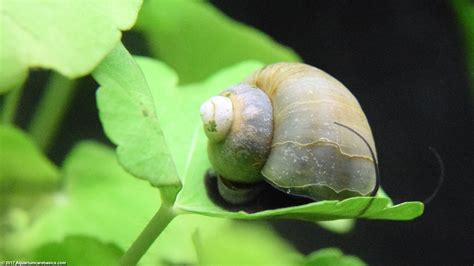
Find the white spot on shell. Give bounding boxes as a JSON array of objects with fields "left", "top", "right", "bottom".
[{"left": 200, "top": 96, "right": 233, "bottom": 143}]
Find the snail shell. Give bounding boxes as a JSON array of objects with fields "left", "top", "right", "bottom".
[{"left": 200, "top": 63, "right": 377, "bottom": 203}]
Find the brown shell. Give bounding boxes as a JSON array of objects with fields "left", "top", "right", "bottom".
[{"left": 245, "top": 63, "right": 377, "bottom": 199}]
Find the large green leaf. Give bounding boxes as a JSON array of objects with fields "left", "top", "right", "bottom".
[
  {"left": 136, "top": 57, "right": 424, "bottom": 222},
  {"left": 94, "top": 43, "right": 181, "bottom": 189},
  {"left": 12, "top": 141, "right": 331, "bottom": 266},
  {"left": 135, "top": 0, "right": 300, "bottom": 84},
  {"left": 0, "top": 0, "right": 142, "bottom": 93}
]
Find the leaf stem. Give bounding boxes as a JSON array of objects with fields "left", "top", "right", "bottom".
[
  {"left": 119, "top": 202, "right": 176, "bottom": 266},
  {"left": 27, "top": 73, "right": 77, "bottom": 151},
  {"left": 1, "top": 83, "right": 25, "bottom": 124}
]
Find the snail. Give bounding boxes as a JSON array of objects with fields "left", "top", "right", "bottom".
[{"left": 200, "top": 63, "right": 379, "bottom": 204}]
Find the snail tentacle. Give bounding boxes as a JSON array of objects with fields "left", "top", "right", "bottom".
[{"left": 422, "top": 147, "right": 445, "bottom": 204}]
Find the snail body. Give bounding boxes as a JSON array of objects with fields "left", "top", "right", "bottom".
[{"left": 200, "top": 63, "right": 377, "bottom": 204}]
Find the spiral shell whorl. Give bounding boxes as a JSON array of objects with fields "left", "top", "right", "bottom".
[
  {"left": 200, "top": 96, "right": 234, "bottom": 143},
  {"left": 206, "top": 84, "right": 273, "bottom": 183}
]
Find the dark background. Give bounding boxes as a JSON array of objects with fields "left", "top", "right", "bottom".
[
  {"left": 210, "top": 1, "right": 472, "bottom": 265},
  {"left": 17, "top": 0, "right": 473, "bottom": 265}
]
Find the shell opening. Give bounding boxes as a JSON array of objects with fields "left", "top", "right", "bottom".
[{"left": 200, "top": 96, "right": 234, "bottom": 143}]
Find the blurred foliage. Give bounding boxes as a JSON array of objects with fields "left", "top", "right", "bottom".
[
  {"left": 192, "top": 222, "right": 302, "bottom": 265},
  {"left": 452, "top": 0, "right": 474, "bottom": 100},
  {"left": 0, "top": 126, "right": 59, "bottom": 214},
  {"left": 135, "top": 0, "right": 300, "bottom": 84},
  {"left": 317, "top": 219, "right": 355, "bottom": 234},
  {"left": 304, "top": 248, "right": 366, "bottom": 266},
  {"left": 29, "top": 236, "right": 123, "bottom": 265}
]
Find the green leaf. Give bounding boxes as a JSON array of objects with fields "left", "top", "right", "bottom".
[
  {"left": 135, "top": 0, "right": 300, "bottom": 84},
  {"left": 136, "top": 57, "right": 424, "bottom": 222},
  {"left": 29, "top": 236, "right": 123, "bottom": 266},
  {"left": 304, "top": 248, "right": 366, "bottom": 266},
  {"left": 0, "top": 0, "right": 142, "bottom": 93},
  {"left": 94, "top": 42, "right": 181, "bottom": 189},
  {"left": 0, "top": 125, "right": 59, "bottom": 205}
]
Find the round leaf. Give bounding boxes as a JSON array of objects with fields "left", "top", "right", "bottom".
[{"left": 0, "top": 0, "right": 142, "bottom": 93}]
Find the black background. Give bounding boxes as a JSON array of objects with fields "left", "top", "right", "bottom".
[
  {"left": 16, "top": 0, "right": 473, "bottom": 265},
  {"left": 210, "top": 1, "right": 472, "bottom": 265}
]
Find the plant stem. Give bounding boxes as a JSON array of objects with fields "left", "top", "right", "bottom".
[
  {"left": 28, "top": 73, "right": 77, "bottom": 151},
  {"left": 1, "top": 83, "right": 25, "bottom": 124},
  {"left": 119, "top": 203, "right": 176, "bottom": 266}
]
